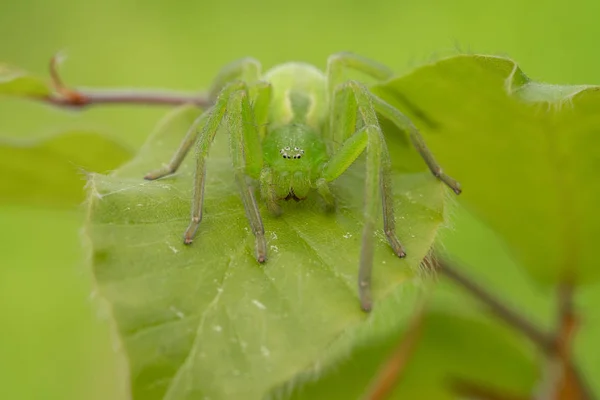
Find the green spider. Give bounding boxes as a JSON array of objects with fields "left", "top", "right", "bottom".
[{"left": 144, "top": 53, "right": 461, "bottom": 312}]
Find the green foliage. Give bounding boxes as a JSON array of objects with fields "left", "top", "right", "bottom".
[
  {"left": 281, "top": 311, "right": 537, "bottom": 400},
  {"left": 0, "top": 66, "right": 50, "bottom": 97},
  {"left": 0, "top": 206, "right": 125, "bottom": 400},
  {"left": 373, "top": 55, "right": 600, "bottom": 285},
  {"left": 85, "top": 105, "right": 450, "bottom": 399},
  {"left": 0, "top": 132, "right": 132, "bottom": 206},
  {"left": 3, "top": 0, "right": 600, "bottom": 399}
]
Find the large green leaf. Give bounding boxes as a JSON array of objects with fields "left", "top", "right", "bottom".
[
  {"left": 0, "top": 65, "right": 50, "bottom": 97},
  {"left": 84, "top": 105, "right": 451, "bottom": 399},
  {"left": 0, "top": 132, "right": 132, "bottom": 206},
  {"left": 373, "top": 55, "right": 600, "bottom": 285}
]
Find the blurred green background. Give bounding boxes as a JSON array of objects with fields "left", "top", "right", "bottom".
[{"left": 1, "top": 0, "right": 599, "bottom": 399}]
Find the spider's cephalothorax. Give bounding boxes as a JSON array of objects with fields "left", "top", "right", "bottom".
[
  {"left": 262, "top": 123, "right": 326, "bottom": 202},
  {"left": 144, "top": 53, "right": 461, "bottom": 311}
]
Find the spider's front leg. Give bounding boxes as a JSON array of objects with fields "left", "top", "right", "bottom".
[
  {"left": 225, "top": 88, "right": 268, "bottom": 262},
  {"left": 321, "top": 81, "right": 405, "bottom": 312},
  {"left": 182, "top": 81, "right": 270, "bottom": 263}
]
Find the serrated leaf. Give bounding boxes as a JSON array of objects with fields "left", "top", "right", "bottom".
[
  {"left": 84, "top": 104, "right": 451, "bottom": 400},
  {"left": 372, "top": 55, "right": 600, "bottom": 285},
  {"left": 0, "top": 132, "right": 133, "bottom": 206},
  {"left": 0, "top": 65, "right": 50, "bottom": 97}
]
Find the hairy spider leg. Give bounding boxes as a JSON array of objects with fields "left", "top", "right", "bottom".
[
  {"left": 144, "top": 58, "right": 265, "bottom": 181},
  {"left": 326, "top": 53, "right": 461, "bottom": 195},
  {"left": 143, "top": 112, "right": 207, "bottom": 180},
  {"left": 183, "top": 81, "right": 268, "bottom": 263},
  {"left": 325, "top": 54, "right": 405, "bottom": 311},
  {"left": 226, "top": 89, "right": 268, "bottom": 262},
  {"left": 321, "top": 81, "right": 404, "bottom": 312},
  {"left": 325, "top": 54, "right": 461, "bottom": 310},
  {"left": 370, "top": 95, "right": 462, "bottom": 194}
]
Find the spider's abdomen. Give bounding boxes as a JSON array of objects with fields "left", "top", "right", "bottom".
[{"left": 263, "top": 62, "right": 328, "bottom": 130}]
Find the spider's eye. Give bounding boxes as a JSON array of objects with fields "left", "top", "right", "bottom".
[{"left": 281, "top": 146, "right": 304, "bottom": 160}]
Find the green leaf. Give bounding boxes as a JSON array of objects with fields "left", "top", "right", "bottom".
[
  {"left": 85, "top": 105, "right": 452, "bottom": 399},
  {"left": 0, "top": 65, "right": 51, "bottom": 97},
  {"left": 373, "top": 55, "right": 600, "bottom": 285},
  {"left": 0, "top": 132, "right": 133, "bottom": 206}
]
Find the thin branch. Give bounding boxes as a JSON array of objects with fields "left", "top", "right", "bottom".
[
  {"left": 436, "top": 258, "right": 595, "bottom": 400},
  {"left": 39, "top": 53, "right": 212, "bottom": 109},
  {"left": 43, "top": 90, "right": 211, "bottom": 109},
  {"left": 437, "top": 259, "right": 554, "bottom": 352}
]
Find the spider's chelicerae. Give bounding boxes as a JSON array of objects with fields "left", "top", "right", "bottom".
[{"left": 144, "top": 52, "right": 461, "bottom": 311}]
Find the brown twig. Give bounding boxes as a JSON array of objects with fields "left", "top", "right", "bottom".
[
  {"left": 547, "top": 280, "right": 591, "bottom": 400},
  {"left": 44, "top": 90, "right": 211, "bottom": 108},
  {"left": 42, "top": 53, "right": 211, "bottom": 109},
  {"left": 362, "top": 302, "right": 426, "bottom": 400}
]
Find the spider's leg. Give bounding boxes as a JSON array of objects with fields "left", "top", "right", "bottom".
[
  {"left": 326, "top": 52, "right": 393, "bottom": 97},
  {"left": 370, "top": 94, "right": 462, "bottom": 194},
  {"left": 183, "top": 82, "right": 246, "bottom": 244},
  {"left": 227, "top": 88, "right": 267, "bottom": 262},
  {"left": 322, "top": 81, "right": 404, "bottom": 312},
  {"left": 208, "top": 58, "right": 262, "bottom": 101},
  {"left": 144, "top": 112, "right": 208, "bottom": 180},
  {"left": 144, "top": 60, "right": 264, "bottom": 180}
]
